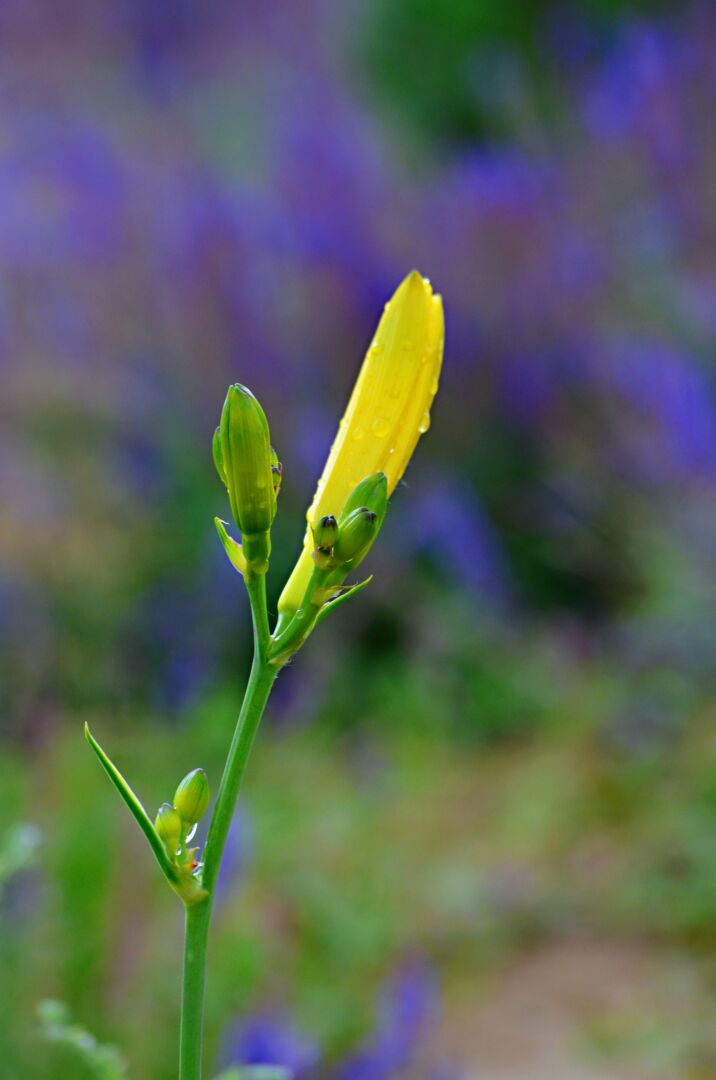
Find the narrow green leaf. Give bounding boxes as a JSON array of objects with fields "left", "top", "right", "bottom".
[
  {"left": 84, "top": 723, "right": 180, "bottom": 886},
  {"left": 315, "top": 576, "right": 373, "bottom": 625}
]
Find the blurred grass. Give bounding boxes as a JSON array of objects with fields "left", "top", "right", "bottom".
[{"left": 4, "top": 646, "right": 716, "bottom": 1076}]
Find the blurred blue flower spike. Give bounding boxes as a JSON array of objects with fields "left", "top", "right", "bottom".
[
  {"left": 332, "top": 961, "right": 438, "bottom": 1080},
  {"left": 222, "top": 1013, "right": 321, "bottom": 1080}
]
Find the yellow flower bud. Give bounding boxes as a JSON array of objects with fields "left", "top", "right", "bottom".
[
  {"left": 277, "top": 271, "right": 443, "bottom": 624},
  {"left": 173, "top": 768, "right": 210, "bottom": 827}
]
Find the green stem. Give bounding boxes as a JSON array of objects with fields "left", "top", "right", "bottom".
[{"left": 178, "top": 573, "right": 277, "bottom": 1080}]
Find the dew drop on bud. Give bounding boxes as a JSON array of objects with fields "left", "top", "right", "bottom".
[
  {"left": 371, "top": 417, "right": 390, "bottom": 437},
  {"left": 352, "top": 426, "right": 365, "bottom": 441},
  {"left": 419, "top": 411, "right": 431, "bottom": 433}
]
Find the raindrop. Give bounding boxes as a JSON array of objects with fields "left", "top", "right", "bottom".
[
  {"left": 418, "top": 411, "right": 431, "bottom": 433},
  {"left": 401, "top": 339, "right": 415, "bottom": 352},
  {"left": 430, "top": 377, "right": 439, "bottom": 394},
  {"left": 371, "top": 342, "right": 383, "bottom": 356},
  {"left": 352, "top": 426, "right": 365, "bottom": 441},
  {"left": 372, "top": 417, "right": 390, "bottom": 438}
]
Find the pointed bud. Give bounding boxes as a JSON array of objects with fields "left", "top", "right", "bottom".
[
  {"left": 312, "top": 514, "right": 338, "bottom": 549},
  {"left": 155, "top": 802, "right": 182, "bottom": 856},
  {"left": 333, "top": 508, "right": 379, "bottom": 565},
  {"left": 339, "top": 473, "right": 388, "bottom": 528},
  {"left": 219, "top": 384, "right": 275, "bottom": 572},
  {"left": 173, "top": 768, "right": 210, "bottom": 827},
  {"left": 271, "top": 447, "right": 283, "bottom": 497}
]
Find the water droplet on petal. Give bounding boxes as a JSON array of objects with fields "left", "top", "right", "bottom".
[
  {"left": 430, "top": 377, "right": 439, "bottom": 394},
  {"left": 370, "top": 341, "right": 383, "bottom": 356},
  {"left": 418, "top": 411, "right": 431, "bottom": 433},
  {"left": 401, "top": 339, "right": 415, "bottom": 352},
  {"left": 352, "top": 426, "right": 365, "bottom": 441},
  {"left": 389, "top": 447, "right": 395, "bottom": 455},
  {"left": 372, "top": 417, "right": 390, "bottom": 438}
]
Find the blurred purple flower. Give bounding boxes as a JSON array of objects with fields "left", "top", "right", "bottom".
[
  {"left": 221, "top": 961, "right": 438, "bottom": 1080},
  {"left": 331, "top": 960, "right": 438, "bottom": 1080},
  {"left": 222, "top": 1013, "right": 321, "bottom": 1079},
  {"left": 406, "top": 478, "right": 513, "bottom": 607}
]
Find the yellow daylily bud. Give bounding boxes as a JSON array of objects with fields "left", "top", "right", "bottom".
[
  {"left": 277, "top": 271, "right": 443, "bottom": 622},
  {"left": 155, "top": 803, "right": 182, "bottom": 857},
  {"left": 173, "top": 768, "right": 210, "bottom": 827}
]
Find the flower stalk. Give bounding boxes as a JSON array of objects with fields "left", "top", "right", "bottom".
[{"left": 84, "top": 271, "right": 443, "bottom": 1080}]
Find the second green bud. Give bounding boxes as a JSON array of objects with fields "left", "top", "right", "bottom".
[
  {"left": 216, "top": 383, "right": 276, "bottom": 574},
  {"left": 174, "top": 768, "right": 210, "bottom": 827}
]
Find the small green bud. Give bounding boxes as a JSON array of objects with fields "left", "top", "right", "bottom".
[
  {"left": 219, "top": 384, "right": 275, "bottom": 572},
  {"left": 333, "top": 507, "right": 378, "bottom": 565},
  {"left": 155, "top": 802, "right": 182, "bottom": 856},
  {"left": 271, "top": 447, "right": 283, "bottom": 497},
  {"left": 173, "top": 768, "right": 210, "bottom": 827},
  {"left": 339, "top": 473, "right": 388, "bottom": 528},
  {"left": 312, "top": 514, "right": 338, "bottom": 549}
]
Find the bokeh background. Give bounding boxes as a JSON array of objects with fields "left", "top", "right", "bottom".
[{"left": 3, "top": 1, "right": 716, "bottom": 1077}]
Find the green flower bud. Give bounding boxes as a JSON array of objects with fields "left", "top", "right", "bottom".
[
  {"left": 271, "top": 447, "right": 283, "bottom": 497},
  {"left": 155, "top": 802, "right": 182, "bottom": 856},
  {"left": 339, "top": 473, "right": 388, "bottom": 528},
  {"left": 312, "top": 514, "right": 338, "bottom": 549},
  {"left": 173, "top": 768, "right": 210, "bottom": 827},
  {"left": 219, "top": 384, "right": 275, "bottom": 573},
  {"left": 333, "top": 508, "right": 378, "bottom": 565}
]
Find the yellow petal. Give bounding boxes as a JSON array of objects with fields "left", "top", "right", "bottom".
[{"left": 278, "top": 270, "right": 443, "bottom": 619}]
